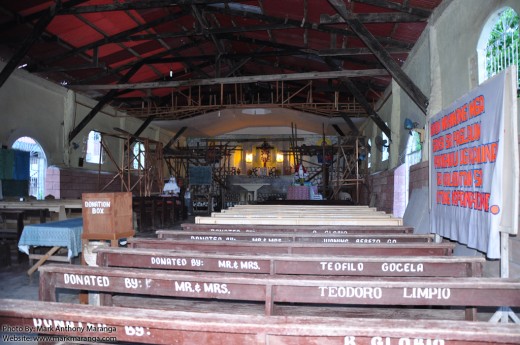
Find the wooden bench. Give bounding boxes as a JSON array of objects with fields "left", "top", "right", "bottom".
[
  {"left": 156, "top": 230, "right": 435, "bottom": 243},
  {"left": 195, "top": 215, "right": 404, "bottom": 226},
  {"left": 219, "top": 208, "right": 388, "bottom": 216},
  {"left": 127, "top": 237, "right": 455, "bottom": 256},
  {"left": 38, "top": 264, "right": 520, "bottom": 321},
  {"left": 2, "top": 299, "right": 519, "bottom": 344},
  {"left": 180, "top": 223, "right": 415, "bottom": 234},
  {"left": 227, "top": 205, "right": 379, "bottom": 212},
  {"left": 95, "top": 247, "right": 484, "bottom": 277}
]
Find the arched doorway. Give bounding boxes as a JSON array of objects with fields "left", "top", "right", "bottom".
[{"left": 12, "top": 137, "right": 47, "bottom": 200}]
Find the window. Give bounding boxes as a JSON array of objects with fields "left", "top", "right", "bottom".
[
  {"left": 133, "top": 142, "right": 145, "bottom": 170},
  {"left": 381, "top": 123, "right": 389, "bottom": 162},
  {"left": 85, "top": 130, "right": 104, "bottom": 164},
  {"left": 12, "top": 137, "right": 47, "bottom": 200},
  {"left": 367, "top": 138, "right": 372, "bottom": 169},
  {"left": 477, "top": 7, "right": 519, "bottom": 89}
]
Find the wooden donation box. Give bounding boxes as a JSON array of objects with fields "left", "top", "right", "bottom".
[{"left": 81, "top": 192, "right": 135, "bottom": 243}]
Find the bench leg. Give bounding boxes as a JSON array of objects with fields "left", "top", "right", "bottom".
[
  {"left": 265, "top": 285, "right": 273, "bottom": 316},
  {"left": 16, "top": 212, "right": 24, "bottom": 264},
  {"left": 465, "top": 307, "right": 477, "bottom": 321},
  {"left": 39, "top": 272, "right": 56, "bottom": 302},
  {"left": 99, "top": 292, "right": 113, "bottom": 306}
]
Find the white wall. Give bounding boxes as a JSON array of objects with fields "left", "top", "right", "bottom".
[
  {"left": 370, "top": 0, "right": 519, "bottom": 169},
  {"left": 375, "top": 0, "right": 520, "bottom": 276},
  {"left": 0, "top": 62, "right": 175, "bottom": 172}
]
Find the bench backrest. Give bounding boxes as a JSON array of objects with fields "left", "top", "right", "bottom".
[
  {"left": 2, "top": 299, "right": 519, "bottom": 344},
  {"left": 95, "top": 247, "right": 483, "bottom": 277},
  {"left": 127, "top": 237, "right": 455, "bottom": 256},
  {"left": 195, "top": 215, "right": 403, "bottom": 226},
  {"left": 38, "top": 264, "right": 520, "bottom": 319},
  {"left": 180, "top": 223, "right": 415, "bottom": 234},
  {"left": 156, "top": 230, "right": 434, "bottom": 243}
]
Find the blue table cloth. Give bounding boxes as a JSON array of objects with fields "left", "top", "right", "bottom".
[{"left": 18, "top": 217, "right": 83, "bottom": 259}]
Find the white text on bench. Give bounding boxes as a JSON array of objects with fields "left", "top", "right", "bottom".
[
  {"left": 64, "top": 274, "right": 110, "bottom": 287},
  {"left": 319, "top": 286, "right": 382, "bottom": 299}
]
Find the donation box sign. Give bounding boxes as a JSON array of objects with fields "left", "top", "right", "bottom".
[{"left": 429, "top": 66, "right": 518, "bottom": 259}]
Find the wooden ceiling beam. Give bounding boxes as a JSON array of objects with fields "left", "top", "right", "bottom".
[
  {"left": 68, "top": 62, "right": 143, "bottom": 144},
  {"left": 320, "top": 12, "right": 426, "bottom": 24},
  {"left": 339, "top": 112, "right": 360, "bottom": 135},
  {"left": 332, "top": 124, "right": 346, "bottom": 136},
  {"left": 328, "top": 0, "right": 429, "bottom": 114},
  {"left": 326, "top": 58, "right": 390, "bottom": 140},
  {"left": 36, "top": 10, "right": 189, "bottom": 68},
  {"left": 0, "top": 0, "right": 90, "bottom": 88},
  {"left": 129, "top": 116, "right": 157, "bottom": 146},
  {"left": 203, "top": 5, "right": 413, "bottom": 49},
  {"left": 0, "top": 6, "right": 57, "bottom": 89},
  {"left": 341, "top": 77, "right": 391, "bottom": 140},
  {"left": 58, "top": 0, "right": 235, "bottom": 14},
  {"left": 319, "top": 47, "right": 409, "bottom": 56},
  {"left": 70, "top": 69, "right": 389, "bottom": 91},
  {"left": 75, "top": 40, "right": 206, "bottom": 84},
  {"left": 164, "top": 127, "right": 188, "bottom": 150},
  {"left": 350, "top": 0, "right": 432, "bottom": 18}
]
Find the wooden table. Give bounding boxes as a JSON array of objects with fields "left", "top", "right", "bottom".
[
  {"left": 18, "top": 217, "right": 83, "bottom": 275},
  {"left": 0, "top": 199, "right": 82, "bottom": 220}
]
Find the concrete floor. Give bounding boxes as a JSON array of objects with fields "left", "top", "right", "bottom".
[
  {"left": 0, "top": 213, "right": 516, "bottom": 344},
  {"left": 0, "top": 215, "right": 196, "bottom": 345},
  {"left": 0, "top": 215, "right": 193, "bottom": 303}
]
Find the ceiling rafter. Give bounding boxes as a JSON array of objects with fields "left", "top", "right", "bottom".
[
  {"left": 203, "top": 4, "right": 414, "bottom": 49},
  {"left": 34, "top": 9, "right": 189, "bottom": 68},
  {"left": 350, "top": 0, "right": 432, "bottom": 17},
  {"left": 326, "top": 57, "right": 391, "bottom": 140},
  {"left": 70, "top": 69, "right": 389, "bottom": 91},
  {"left": 215, "top": 33, "right": 387, "bottom": 71},
  {"left": 0, "top": 0, "right": 443, "bottom": 137},
  {"left": 68, "top": 62, "right": 144, "bottom": 143},
  {"left": 58, "top": 0, "right": 236, "bottom": 15},
  {"left": 74, "top": 39, "right": 205, "bottom": 84},
  {"left": 0, "top": 0, "right": 90, "bottom": 88},
  {"left": 320, "top": 12, "right": 426, "bottom": 24},
  {"left": 328, "top": 0, "right": 429, "bottom": 114}
]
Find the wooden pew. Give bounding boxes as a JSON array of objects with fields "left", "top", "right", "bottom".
[
  {"left": 219, "top": 208, "right": 388, "bottom": 215},
  {"left": 180, "top": 223, "right": 415, "bottom": 234},
  {"left": 37, "top": 264, "right": 520, "bottom": 321},
  {"left": 195, "top": 215, "right": 403, "bottom": 226},
  {"left": 197, "top": 203, "right": 404, "bottom": 225},
  {"left": 218, "top": 209, "right": 390, "bottom": 216},
  {"left": 156, "top": 230, "right": 435, "bottom": 243},
  {"left": 95, "top": 247, "right": 484, "bottom": 277},
  {"left": 2, "top": 299, "right": 519, "bottom": 344},
  {"left": 228, "top": 205, "right": 377, "bottom": 211},
  {"left": 127, "top": 237, "right": 455, "bottom": 256}
]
